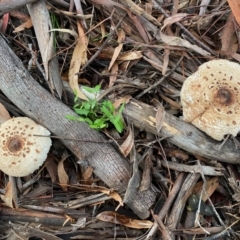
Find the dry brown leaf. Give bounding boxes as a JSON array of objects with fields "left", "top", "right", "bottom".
[
  {"left": 145, "top": 2, "right": 153, "bottom": 15},
  {"left": 82, "top": 166, "right": 93, "bottom": 180},
  {"left": 27, "top": 2, "right": 53, "bottom": 81},
  {"left": 162, "top": 48, "right": 170, "bottom": 75},
  {"left": 27, "top": 1, "right": 63, "bottom": 98},
  {"left": 1, "top": 181, "right": 14, "bottom": 208},
  {"left": 0, "top": 13, "right": 9, "bottom": 33},
  {"left": 109, "top": 63, "right": 118, "bottom": 87},
  {"left": 231, "top": 52, "right": 240, "bottom": 61},
  {"left": 62, "top": 184, "right": 123, "bottom": 206},
  {"left": 113, "top": 95, "right": 132, "bottom": 109},
  {"left": 193, "top": 177, "right": 219, "bottom": 201},
  {"left": 151, "top": 98, "right": 165, "bottom": 133},
  {"left": 13, "top": 18, "right": 32, "bottom": 33},
  {"left": 139, "top": 154, "right": 152, "bottom": 192},
  {"left": 96, "top": 211, "right": 153, "bottom": 229},
  {"left": 100, "top": 22, "right": 106, "bottom": 41},
  {"left": 0, "top": 103, "right": 11, "bottom": 124},
  {"left": 109, "top": 29, "right": 125, "bottom": 70},
  {"left": 159, "top": 93, "right": 181, "bottom": 109},
  {"left": 161, "top": 13, "right": 188, "bottom": 30},
  {"left": 220, "top": 12, "right": 235, "bottom": 52},
  {"left": 69, "top": 40, "right": 88, "bottom": 100},
  {"left": 118, "top": 51, "right": 142, "bottom": 61},
  {"left": 49, "top": 28, "right": 78, "bottom": 40},
  {"left": 58, "top": 153, "right": 69, "bottom": 191},
  {"left": 119, "top": 126, "right": 134, "bottom": 157},
  {"left": 227, "top": 0, "right": 240, "bottom": 26},
  {"left": 159, "top": 31, "right": 210, "bottom": 56},
  {"left": 45, "top": 155, "right": 58, "bottom": 183}
]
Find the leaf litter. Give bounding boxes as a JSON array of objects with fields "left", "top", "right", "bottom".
[{"left": 0, "top": 0, "right": 240, "bottom": 239}]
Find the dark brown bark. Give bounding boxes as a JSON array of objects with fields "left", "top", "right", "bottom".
[{"left": 0, "top": 35, "right": 156, "bottom": 219}]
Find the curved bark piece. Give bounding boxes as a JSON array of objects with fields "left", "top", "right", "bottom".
[
  {"left": 123, "top": 99, "right": 240, "bottom": 163},
  {"left": 0, "top": 36, "right": 156, "bottom": 219}
]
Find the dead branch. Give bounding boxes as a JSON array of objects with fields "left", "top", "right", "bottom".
[
  {"left": 0, "top": 35, "right": 156, "bottom": 219},
  {"left": 123, "top": 99, "right": 240, "bottom": 163}
]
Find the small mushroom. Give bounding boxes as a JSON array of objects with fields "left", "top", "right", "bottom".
[
  {"left": 0, "top": 117, "right": 52, "bottom": 177},
  {"left": 181, "top": 59, "right": 240, "bottom": 141}
]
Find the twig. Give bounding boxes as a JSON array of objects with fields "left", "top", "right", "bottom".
[
  {"left": 195, "top": 161, "right": 209, "bottom": 234},
  {"left": 153, "top": 0, "right": 216, "bottom": 56},
  {"left": 34, "top": 134, "right": 160, "bottom": 144},
  {"left": 80, "top": 11, "right": 125, "bottom": 72},
  {"left": 146, "top": 173, "right": 185, "bottom": 239},
  {"left": 96, "top": 83, "right": 143, "bottom": 101},
  {"left": 135, "top": 56, "right": 183, "bottom": 99},
  {"left": 196, "top": 160, "right": 233, "bottom": 237}
]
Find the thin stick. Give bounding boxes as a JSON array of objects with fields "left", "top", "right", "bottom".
[
  {"left": 80, "top": 11, "right": 125, "bottom": 72},
  {"left": 135, "top": 56, "right": 183, "bottom": 99},
  {"left": 154, "top": 0, "right": 216, "bottom": 56}
]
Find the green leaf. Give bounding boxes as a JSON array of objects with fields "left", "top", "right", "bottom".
[
  {"left": 105, "top": 100, "right": 114, "bottom": 112},
  {"left": 114, "top": 121, "right": 124, "bottom": 133},
  {"left": 94, "top": 118, "right": 106, "bottom": 126},
  {"left": 80, "top": 117, "right": 93, "bottom": 125},
  {"left": 74, "top": 108, "right": 90, "bottom": 116},
  {"left": 101, "top": 105, "right": 113, "bottom": 118},
  {"left": 83, "top": 84, "right": 101, "bottom": 93},
  {"left": 76, "top": 117, "right": 86, "bottom": 122},
  {"left": 73, "top": 103, "right": 80, "bottom": 108},
  {"left": 113, "top": 118, "right": 124, "bottom": 133},
  {"left": 90, "top": 99, "right": 97, "bottom": 110},
  {"left": 82, "top": 101, "right": 91, "bottom": 110},
  {"left": 119, "top": 103, "right": 125, "bottom": 113},
  {"left": 66, "top": 115, "right": 77, "bottom": 120}
]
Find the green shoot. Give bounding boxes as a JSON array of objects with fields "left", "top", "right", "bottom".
[{"left": 66, "top": 85, "right": 125, "bottom": 133}]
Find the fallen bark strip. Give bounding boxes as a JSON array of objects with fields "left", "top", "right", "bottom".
[
  {"left": 0, "top": 207, "right": 71, "bottom": 226},
  {"left": 0, "top": 35, "right": 156, "bottom": 219},
  {"left": 123, "top": 99, "right": 240, "bottom": 163}
]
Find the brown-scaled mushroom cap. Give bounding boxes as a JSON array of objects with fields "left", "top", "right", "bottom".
[
  {"left": 181, "top": 59, "right": 240, "bottom": 141},
  {"left": 0, "top": 117, "right": 52, "bottom": 177}
]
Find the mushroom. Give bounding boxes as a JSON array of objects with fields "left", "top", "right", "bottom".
[
  {"left": 0, "top": 117, "right": 52, "bottom": 177},
  {"left": 180, "top": 59, "right": 240, "bottom": 141}
]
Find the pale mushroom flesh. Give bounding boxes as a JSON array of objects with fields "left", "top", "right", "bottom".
[
  {"left": 0, "top": 117, "right": 52, "bottom": 177},
  {"left": 181, "top": 59, "right": 240, "bottom": 141}
]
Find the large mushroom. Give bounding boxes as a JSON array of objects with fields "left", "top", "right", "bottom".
[
  {"left": 0, "top": 117, "right": 52, "bottom": 177},
  {"left": 180, "top": 59, "right": 240, "bottom": 141}
]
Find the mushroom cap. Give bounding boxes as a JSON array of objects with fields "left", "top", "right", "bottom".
[
  {"left": 0, "top": 117, "right": 52, "bottom": 177},
  {"left": 181, "top": 59, "right": 240, "bottom": 141}
]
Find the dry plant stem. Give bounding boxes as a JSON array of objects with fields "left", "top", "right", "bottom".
[
  {"left": 0, "top": 35, "right": 156, "bottom": 219},
  {"left": 152, "top": 212, "right": 172, "bottom": 240},
  {"left": 182, "top": 226, "right": 224, "bottom": 235},
  {"left": 27, "top": 0, "right": 63, "bottom": 98},
  {"left": 196, "top": 161, "right": 232, "bottom": 235},
  {"left": 135, "top": 56, "right": 184, "bottom": 99},
  {"left": 147, "top": 172, "right": 185, "bottom": 239},
  {"left": 96, "top": 83, "right": 143, "bottom": 101},
  {"left": 9, "top": 176, "right": 18, "bottom": 208},
  {"left": 195, "top": 161, "right": 210, "bottom": 235},
  {"left": 167, "top": 173, "right": 200, "bottom": 238},
  {"left": 161, "top": 160, "right": 224, "bottom": 176},
  {"left": 154, "top": 1, "right": 216, "bottom": 56},
  {"left": 81, "top": 11, "right": 124, "bottom": 72},
  {"left": 121, "top": 0, "right": 161, "bottom": 27},
  {"left": 123, "top": 99, "right": 240, "bottom": 163},
  {"left": 28, "top": 228, "right": 61, "bottom": 240},
  {"left": 0, "top": 207, "right": 72, "bottom": 226}
]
